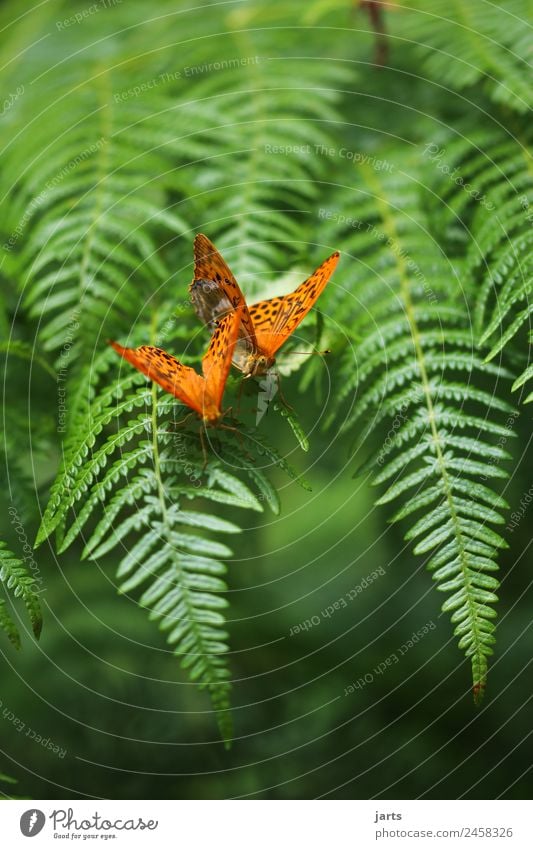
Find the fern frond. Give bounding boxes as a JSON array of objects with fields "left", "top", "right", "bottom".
[
  {"left": 0, "top": 304, "right": 57, "bottom": 522},
  {"left": 35, "top": 335, "right": 296, "bottom": 741},
  {"left": 1, "top": 85, "right": 189, "bottom": 357},
  {"left": 422, "top": 121, "right": 533, "bottom": 397},
  {"left": 324, "top": 154, "right": 514, "bottom": 699},
  {"left": 392, "top": 0, "right": 533, "bottom": 114},
  {"left": 153, "top": 27, "right": 350, "bottom": 284},
  {"left": 0, "top": 541, "right": 42, "bottom": 647}
]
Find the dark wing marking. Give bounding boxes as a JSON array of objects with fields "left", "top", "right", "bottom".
[
  {"left": 110, "top": 341, "right": 205, "bottom": 415},
  {"left": 190, "top": 234, "right": 257, "bottom": 361},
  {"left": 202, "top": 304, "right": 244, "bottom": 409}
]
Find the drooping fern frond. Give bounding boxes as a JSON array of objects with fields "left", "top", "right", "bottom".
[
  {"left": 0, "top": 541, "right": 42, "bottom": 649},
  {"left": 34, "top": 327, "right": 300, "bottom": 742},
  {"left": 322, "top": 154, "right": 515, "bottom": 699}
]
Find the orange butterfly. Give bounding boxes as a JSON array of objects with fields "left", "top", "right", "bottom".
[
  {"left": 109, "top": 305, "right": 243, "bottom": 425},
  {"left": 190, "top": 234, "right": 339, "bottom": 377}
]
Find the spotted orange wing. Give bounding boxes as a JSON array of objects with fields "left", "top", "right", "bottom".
[
  {"left": 190, "top": 234, "right": 256, "bottom": 370},
  {"left": 109, "top": 341, "right": 206, "bottom": 415},
  {"left": 201, "top": 303, "right": 244, "bottom": 410},
  {"left": 248, "top": 250, "right": 340, "bottom": 358},
  {"left": 109, "top": 305, "right": 243, "bottom": 422},
  {"left": 190, "top": 234, "right": 255, "bottom": 335}
]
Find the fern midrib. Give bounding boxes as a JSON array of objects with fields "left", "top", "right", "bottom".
[
  {"left": 149, "top": 314, "right": 222, "bottom": 690},
  {"left": 232, "top": 29, "right": 268, "bottom": 272},
  {"left": 363, "top": 164, "right": 486, "bottom": 681}
]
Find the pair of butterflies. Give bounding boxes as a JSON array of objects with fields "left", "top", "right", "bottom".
[{"left": 111, "top": 235, "right": 340, "bottom": 424}]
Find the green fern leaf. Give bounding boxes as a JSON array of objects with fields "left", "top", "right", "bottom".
[{"left": 0, "top": 542, "right": 42, "bottom": 645}]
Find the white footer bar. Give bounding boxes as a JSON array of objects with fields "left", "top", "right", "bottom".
[{"left": 1, "top": 799, "right": 530, "bottom": 848}]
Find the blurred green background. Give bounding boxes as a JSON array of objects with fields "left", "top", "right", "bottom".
[{"left": 1, "top": 0, "right": 532, "bottom": 799}]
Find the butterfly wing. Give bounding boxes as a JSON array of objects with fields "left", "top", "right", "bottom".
[
  {"left": 201, "top": 304, "right": 244, "bottom": 410},
  {"left": 190, "top": 234, "right": 243, "bottom": 325},
  {"left": 110, "top": 341, "right": 205, "bottom": 416},
  {"left": 248, "top": 250, "right": 340, "bottom": 358},
  {"left": 190, "top": 234, "right": 257, "bottom": 369}
]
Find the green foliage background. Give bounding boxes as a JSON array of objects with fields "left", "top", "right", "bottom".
[{"left": 0, "top": 0, "right": 532, "bottom": 798}]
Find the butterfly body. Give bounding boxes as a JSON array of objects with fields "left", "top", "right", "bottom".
[
  {"left": 240, "top": 352, "right": 274, "bottom": 378},
  {"left": 110, "top": 304, "right": 243, "bottom": 424},
  {"left": 190, "top": 234, "right": 339, "bottom": 377}
]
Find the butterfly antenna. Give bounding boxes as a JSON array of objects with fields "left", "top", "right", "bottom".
[{"left": 282, "top": 349, "right": 331, "bottom": 356}]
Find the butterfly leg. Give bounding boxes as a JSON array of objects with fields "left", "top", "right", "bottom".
[
  {"left": 273, "top": 369, "right": 294, "bottom": 412},
  {"left": 199, "top": 423, "right": 209, "bottom": 469},
  {"left": 170, "top": 411, "right": 197, "bottom": 429},
  {"left": 218, "top": 422, "right": 255, "bottom": 462}
]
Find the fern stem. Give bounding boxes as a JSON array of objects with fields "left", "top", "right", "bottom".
[
  {"left": 78, "top": 68, "right": 111, "bottom": 296},
  {"left": 364, "top": 164, "right": 487, "bottom": 699},
  {"left": 231, "top": 28, "right": 267, "bottom": 265},
  {"left": 148, "top": 313, "right": 232, "bottom": 742}
]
